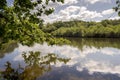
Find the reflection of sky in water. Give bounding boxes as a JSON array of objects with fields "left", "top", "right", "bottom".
[{"left": 0, "top": 43, "right": 120, "bottom": 75}]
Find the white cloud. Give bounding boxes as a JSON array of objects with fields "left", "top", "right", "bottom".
[
  {"left": 79, "top": 10, "right": 102, "bottom": 19},
  {"left": 86, "top": 0, "right": 101, "bottom": 4},
  {"left": 55, "top": 0, "right": 78, "bottom": 5},
  {"left": 60, "top": 6, "right": 80, "bottom": 13},
  {"left": 43, "top": 6, "right": 103, "bottom": 23},
  {"left": 85, "top": 0, "right": 111, "bottom": 4},
  {"left": 109, "top": 16, "right": 120, "bottom": 20},
  {"left": 64, "top": 0, "right": 78, "bottom": 5},
  {"left": 102, "top": 9, "right": 115, "bottom": 15}
]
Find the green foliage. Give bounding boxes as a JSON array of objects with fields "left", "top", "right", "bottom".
[
  {"left": 43, "top": 20, "right": 120, "bottom": 38},
  {"left": 52, "top": 27, "right": 83, "bottom": 37},
  {"left": 114, "top": 0, "right": 120, "bottom": 16},
  {"left": 0, "top": 0, "right": 7, "bottom": 9},
  {"left": 0, "top": 40, "right": 18, "bottom": 58},
  {"left": 0, "top": 0, "right": 67, "bottom": 48}
]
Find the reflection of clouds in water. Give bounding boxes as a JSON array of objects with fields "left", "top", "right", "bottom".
[
  {"left": 13, "top": 54, "right": 23, "bottom": 61},
  {"left": 1, "top": 43, "right": 120, "bottom": 75},
  {"left": 77, "top": 60, "right": 120, "bottom": 74},
  {"left": 100, "top": 47, "right": 120, "bottom": 56}
]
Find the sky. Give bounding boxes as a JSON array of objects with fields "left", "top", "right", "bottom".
[
  {"left": 41, "top": 0, "right": 120, "bottom": 23},
  {"left": 7, "top": 0, "right": 120, "bottom": 23}
]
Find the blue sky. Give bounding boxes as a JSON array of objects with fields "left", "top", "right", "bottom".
[
  {"left": 41, "top": 0, "right": 120, "bottom": 23},
  {"left": 7, "top": 0, "right": 120, "bottom": 23}
]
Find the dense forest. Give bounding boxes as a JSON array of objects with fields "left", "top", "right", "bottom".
[{"left": 41, "top": 19, "right": 120, "bottom": 38}]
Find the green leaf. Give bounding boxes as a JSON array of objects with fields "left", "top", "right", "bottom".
[{"left": 118, "top": 11, "right": 120, "bottom": 16}]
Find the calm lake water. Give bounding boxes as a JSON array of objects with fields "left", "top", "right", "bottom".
[{"left": 0, "top": 38, "right": 120, "bottom": 80}]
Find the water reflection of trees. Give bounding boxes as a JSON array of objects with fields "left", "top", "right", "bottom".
[
  {"left": 68, "top": 38, "right": 120, "bottom": 50},
  {"left": 0, "top": 51, "right": 70, "bottom": 80},
  {"left": 0, "top": 41, "right": 18, "bottom": 58},
  {"left": 1, "top": 38, "right": 120, "bottom": 59}
]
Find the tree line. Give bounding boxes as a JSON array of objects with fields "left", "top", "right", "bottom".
[{"left": 41, "top": 19, "right": 120, "bottom": 38}]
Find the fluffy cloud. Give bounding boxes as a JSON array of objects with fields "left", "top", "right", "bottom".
[
  {"left": 102, "top": 9, "right": 115, "bottom": 15},
  {"left": 60, "top": 6, "right": 80, "bottom": 13},
  {"left": 79, "top": 10, "right": 102, "bottom": 19},
  {"left": 85, "top": 0, "right": 111, "bottom": 4},
  {"left": 47, "top": 0, "right": 78, "bottom": 6},
  {"left": 43, "top": 6, "right": 103, "bottom": 22},
  {"left": 109, "top": 16, "right": 120, "bottom": 20},
  {"left": 64, "top": 0, "right": 78, "bottom": 5},
  {"left": 32, "top": 0, "right": 118, "bottom": 22}
]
